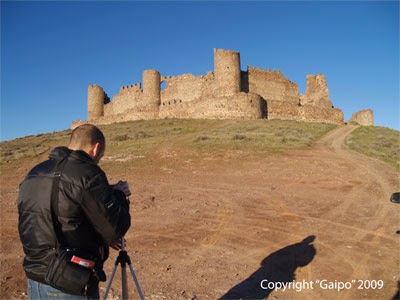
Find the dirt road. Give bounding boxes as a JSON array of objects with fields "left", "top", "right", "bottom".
[{"left": 1, "top": 125, "right": 399, "bottom": 299}]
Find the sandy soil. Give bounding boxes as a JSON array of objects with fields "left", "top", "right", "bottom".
[{"left": 1, "top": 125, "right": 399, "bottom": 300}]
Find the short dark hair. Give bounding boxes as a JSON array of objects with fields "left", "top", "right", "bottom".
[{"left": 70, "top": 124, "right": 105, "bottom": 149}]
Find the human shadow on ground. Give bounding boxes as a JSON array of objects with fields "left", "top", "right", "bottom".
[
  {"left": 392, "top": 281, "right": 400, "bottom": 300},
  {"left": 219, "top": 235, "right": 316, "bottom": 300}
]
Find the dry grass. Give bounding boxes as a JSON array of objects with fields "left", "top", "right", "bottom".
[
  {"left": 0, "top": 130, "right": 71, "bottom": 165},
  {"left": 347, "top": 126, "right": 400, "bottom": 171},
  {"left": 188, "top": 119, "right": 337, "bottom": 154},
  {"left": 4, "top": 119, "right": 398, "bottom": 173},
  {"left": 1, "top": 119, "right": 336, "bottom": 170}
]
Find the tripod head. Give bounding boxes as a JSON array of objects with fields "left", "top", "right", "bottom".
[{"left": 121, "top": 237, "right": 126, "bottom": 251}]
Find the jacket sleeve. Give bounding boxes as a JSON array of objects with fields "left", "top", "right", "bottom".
[{"left": 80, "top": 171, "right": 131, "bottom": 244}]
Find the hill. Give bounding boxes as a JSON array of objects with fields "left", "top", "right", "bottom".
[
  {"left": 1, "top": 119, "right": 399, "bottom": 300},
  {"left": 1, "top": 119, "right": 337, "bottom": 167},
  {"left": 1, "top": 119, "right": 398, "bottom": 171},
  {"left": 346, "top": 125, "right": 400, "bottom": 171}
]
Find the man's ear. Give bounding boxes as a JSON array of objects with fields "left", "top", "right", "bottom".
[{"left": 90, "top": 142, "right": 102, "bottom": 158}]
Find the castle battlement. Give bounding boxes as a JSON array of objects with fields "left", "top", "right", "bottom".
[
  {"left": 247, "top": 66, "right": 287, "bottom": 82},
  {"left": 119, "top": 83, "right": 141, "bottom": 94},
  {"left": 213, "top": 48, "right": 238, "bottom": 56},
  {"left": 73, "top": 48, "right": 373, "bottom": 129}
]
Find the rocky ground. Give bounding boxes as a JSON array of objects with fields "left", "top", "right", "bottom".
[{"left": 1, "top": 125, "right": 399, "bottom": 299}]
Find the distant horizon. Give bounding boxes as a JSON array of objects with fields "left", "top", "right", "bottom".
[{"left": 1, "top": 1, "right": 399, "bottom": 141}]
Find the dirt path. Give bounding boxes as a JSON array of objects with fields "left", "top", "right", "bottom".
[
  {"left": 117, "top": 124, "right": 399, "bottom": 299},
  {"left": 1, "top": 125, "right": 399, "bottom": 299}
]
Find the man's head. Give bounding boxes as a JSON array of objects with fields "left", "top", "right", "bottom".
[{"left": 69, "top": 124, "right": 105, "bottom": 164}]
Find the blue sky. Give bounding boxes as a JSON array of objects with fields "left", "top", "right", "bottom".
[{"left": 1, "top": 1, "right": 399, "bottom": 141}]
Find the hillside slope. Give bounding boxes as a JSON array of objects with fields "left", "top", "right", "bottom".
[{"left": 1, "top": 120, "right": 399, "bottom": 300}]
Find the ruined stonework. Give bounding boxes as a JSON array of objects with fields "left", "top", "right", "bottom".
[
  {"left": 72, "top": 48, "right": 372, "bottom": 128},
  {"left": 350, "top": 109, "right": 374, "bottom": 126},
  {"left": 300, "top": 74, "right": 333, "bottom": 108}
]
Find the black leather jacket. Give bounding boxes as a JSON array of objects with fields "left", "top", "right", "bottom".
[{"left": 18, "top": 147, "right": 131, "bottom": 284}]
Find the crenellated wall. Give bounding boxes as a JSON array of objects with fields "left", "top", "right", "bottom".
[{"left": 73, "top": 48, "right": 374, "bottom": 129}]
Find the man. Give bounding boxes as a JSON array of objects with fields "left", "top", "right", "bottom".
[{"left": 18, "top": 124, "right": 131, "bottom": 299}]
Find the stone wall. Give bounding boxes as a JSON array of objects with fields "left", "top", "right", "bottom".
[
  {"left": 247, "top": 66, "right": 299, "bottom": 104},
  {"left": 160, "top": 92, "right": 265, "bottom": 120},
  {"left": 268, "top": 100, "right": 343, "bottom": 124},
  {"left": 106, "top": 84, "right": 141, "bottom": 115},
  {"left": 73, "top": 92, "right": 264, "bottom": 129},
  {"left": 160, "top": 72, "right": 216, "bottom": 104},
  {"left": 73, "top": 48, "right": 373, "bottom": 130},
  {"left": 350, "top": 109, "right": 374, "bottom": 126}
]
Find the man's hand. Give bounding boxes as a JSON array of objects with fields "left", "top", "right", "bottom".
[
  {"left": 112, "top": 181, "right": 131, "bottom": 197},
  {"left": 109, "top": 238, "right": 125, "bottom": 251}
]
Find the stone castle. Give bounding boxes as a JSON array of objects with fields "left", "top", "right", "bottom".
[{"left": 72, "top": 48, "right": 373, "bottom": 127}]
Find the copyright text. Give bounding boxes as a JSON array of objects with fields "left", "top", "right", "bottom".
[{"left": 260, "top": 279, "right": 384, "bottom": 292}]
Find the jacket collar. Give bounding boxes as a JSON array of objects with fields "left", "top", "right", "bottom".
[{"left": 49, "top": 146, "right": 95, "bottom": 164}]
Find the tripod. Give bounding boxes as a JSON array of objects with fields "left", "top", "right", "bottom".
[{"left": 103, "top": 237, "right": 144, "bottom": 300}]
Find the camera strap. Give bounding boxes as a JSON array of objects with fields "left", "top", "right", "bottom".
[
  {"left": 50, "top": 154, "right": 71, "bottom": 250},
  {"left": 49, "top": 154, "right": 99, "bottom": 272}
]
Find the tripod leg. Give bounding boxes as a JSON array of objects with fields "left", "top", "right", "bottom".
[
  {"left": 121, "top": 265, "right": 128, "bottom": 300},
  {"left": 103, "top": 263, "right": 119, "bottom": 300},
  {"left": 127, "top": 263, "right": 145, "bottom": 300}
]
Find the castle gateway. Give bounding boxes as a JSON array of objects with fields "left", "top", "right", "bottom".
[{"left": 74, "top": 48, "right": 349, "bottom": 127}]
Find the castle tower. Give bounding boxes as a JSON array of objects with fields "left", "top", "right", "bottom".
[
  {"left": 142, "top": 69, "right": 161, "bottom": 106},
  {"left": 214, "top": 48, "right": 241, "bottom": 96},
  {"left": 300, "top": 74, "right": 333, "bottom": 108},
  {"left": 88, "top": 84, "right": 106, "bottom": 121}
]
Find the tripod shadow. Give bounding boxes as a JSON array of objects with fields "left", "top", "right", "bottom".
[{"left": 219, "top": 235, "right": 316, "bottom": 300}]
